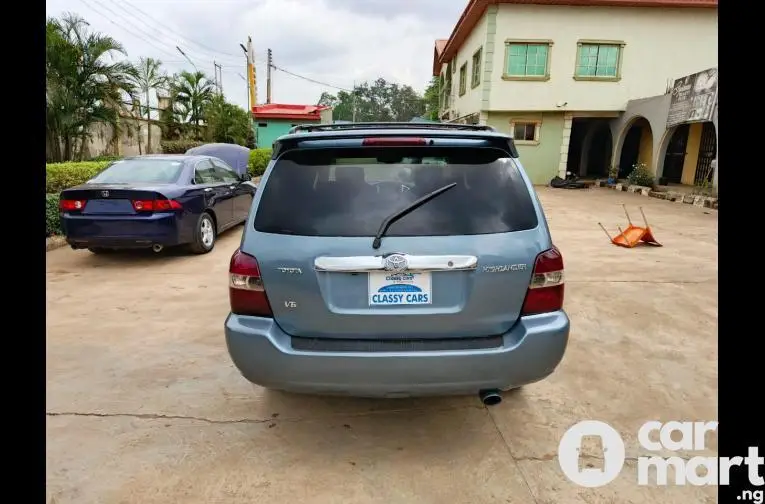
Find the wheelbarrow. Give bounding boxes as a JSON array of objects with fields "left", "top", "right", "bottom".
[{"left": 598, "top": 205, "right": 662, "bottom": 248}]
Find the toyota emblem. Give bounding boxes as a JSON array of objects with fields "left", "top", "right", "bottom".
[{"left": 384, "top": 254, "right": 408, "bottom": 272}]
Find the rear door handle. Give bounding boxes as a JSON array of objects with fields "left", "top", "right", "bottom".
[{"left": 204, "top": 188, "right": 213, "bottom": 192}]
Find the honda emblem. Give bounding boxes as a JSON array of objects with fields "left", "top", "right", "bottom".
[{"left": 101, "top": 190, "right": 110, "bottom": 198}]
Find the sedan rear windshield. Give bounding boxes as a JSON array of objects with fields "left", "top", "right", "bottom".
[
  {"left": 88, "top": 159, "right": 185, "bottom": 185},
  {"left": 253, "top": 146, "right": 538, "bottom": 237}
]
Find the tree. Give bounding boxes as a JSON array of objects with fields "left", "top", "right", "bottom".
[
  {"left": 203, "top": 94, "right": 251, "bottom": 146},
  {"left": 423, "top": 77, "right": 440, "bottom": 121},
  {"left": 319, "top": 78, "right": 426, "bottom": 122},
  {"left": 46, "top": 13, "right": 136, "bottom": 162},
  {"left": 130, "top": 57, "right": 168, "bottom": 153},
  {"left": 172, "top": 70, "right": 214, "bottom": 140}
]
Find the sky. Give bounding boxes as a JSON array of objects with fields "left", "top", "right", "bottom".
[{"left": 46, "top": 0, "right": 467, "bottom": 113}]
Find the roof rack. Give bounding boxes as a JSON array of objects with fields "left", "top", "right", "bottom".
[{"left": 288, "top": 122, "right": 497, "bottom": 134}]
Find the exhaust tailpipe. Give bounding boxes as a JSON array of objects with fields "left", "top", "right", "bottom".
[
  {"left": 479, "top": 389, "right": 502, "bottom": 406},
  {"left": 152, "top": 244, "right": 164, "bottom": 253}
]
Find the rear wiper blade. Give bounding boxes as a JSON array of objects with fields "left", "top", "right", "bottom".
[{"left": 372, "top": 182, "right": 457, "bottom": 249}]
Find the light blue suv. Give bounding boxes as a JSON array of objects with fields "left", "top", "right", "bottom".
[{"left": 224, "top": 122, "right": 569, "bottom": 404}]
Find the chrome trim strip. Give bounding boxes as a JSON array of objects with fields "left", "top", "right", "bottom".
[{"left": 314, "top": 255, "right": 478, "bottom": 272}]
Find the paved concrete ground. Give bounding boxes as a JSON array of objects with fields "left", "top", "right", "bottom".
[{"left": 46, "top": 187, "right": 718, "bottom": 504}]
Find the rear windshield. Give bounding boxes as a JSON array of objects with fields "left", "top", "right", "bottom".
[
  {"left": 253, "top": 146, "right": 538, "bottom": 237},
  {"left": 88, "top": 159, "right": 185, "bottom": 185}
]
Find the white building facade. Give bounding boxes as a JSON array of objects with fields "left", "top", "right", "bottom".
[{"left": 433, "top": 0, "right": 718, "bottom": 185}]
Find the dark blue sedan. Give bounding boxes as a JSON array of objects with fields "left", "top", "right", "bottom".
[{"left": 59, "top": 154, "right": 257, "bottom": 254}]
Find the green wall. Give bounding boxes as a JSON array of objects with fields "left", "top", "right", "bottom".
[
  {"left": 486, "top": 112, "right": 564, "bottom": 184},
  {"left": 255, "top": 119, "right": 319, "bottom": 148}
]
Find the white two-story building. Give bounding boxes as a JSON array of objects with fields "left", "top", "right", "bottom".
[{"left": 432, "top": 0, "right": 718, "bottom": 185}]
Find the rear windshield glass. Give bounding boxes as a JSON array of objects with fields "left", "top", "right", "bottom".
[
  {"left": 88, "top": 159, "right": 185, "bottom": 185},
  {"left": 253, "top": 147, "right": 538, "bottom": 237}
]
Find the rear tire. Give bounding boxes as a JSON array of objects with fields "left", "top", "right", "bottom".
[
  {"left": 189, "top": 212, "right": 216, "bottom": 254},
  {"left": 87, "top": 247, "right": 112, "bottom": 254}
]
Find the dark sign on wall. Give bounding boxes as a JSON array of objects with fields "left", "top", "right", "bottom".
[{"left": 666, "top": 68, "right": 718, "bottom": 128}]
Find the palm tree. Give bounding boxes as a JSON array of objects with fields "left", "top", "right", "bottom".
[
  {"left": 46, "top": 14, "right": 136, "bottom": 161},
  {"left": 172, "top": 70, "right": 214, "bottom": 140},
  {"left": 129, "top": 57, "right": 168, "bottom": 153}
]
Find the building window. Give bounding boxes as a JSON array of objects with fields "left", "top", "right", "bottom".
[
  {"left": 257, "top": 122, "right": 268, "bottom": 127},
  {"left": 471, "top": 47, "right": 482, "bottom": 88},
  {"left": 509, "top": 120, "right": 541, "bottom": 145},
  {"left": 459, "top": 62, "right": 467, "bottom": 96},
  {"left": 574, "top": 40, "right": 624, "bottom": 81},
  {"left": 504, "top": 40, "right": 552, "bottom": 81}
]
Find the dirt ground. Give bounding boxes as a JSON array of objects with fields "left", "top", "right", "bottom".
[{"left": 46, "top": 187, "right": 718, "bottom": 504}]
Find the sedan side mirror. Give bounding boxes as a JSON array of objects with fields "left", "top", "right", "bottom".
[{"left": 240, "top": 173, "right": 251, "bottom": 182}]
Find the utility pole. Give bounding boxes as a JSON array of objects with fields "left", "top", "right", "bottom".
[
  {"left": 213, "top": 61, "right": 223, "bottom": 95},
  {"left": 246, "top": 37, "right": 257, "bottom": 107},
  {"left": 240, "top": 74, "right": 250, "bottom": 117},
  {"left": 266, "top": 49, "right": 273, "bottom": 104},
  {"left": 241, "top": 38, "right": 257, "bottom": 146},
  {"left": 214, "top": 62, "right": 223, "bottom": 95}
]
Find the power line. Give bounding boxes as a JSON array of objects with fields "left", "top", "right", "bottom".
[
  {"left": 271, "top": 64, "right": 352, "bottom": 92},
  {"left": 82, "top": 0, "right": 247, "bottom": 69},
  {"left": 73, "top": 2, "right": 425, "bottom": 106},
  {"left": 270, "top": 66, "right": 427, "bottom": 105},
  {"left": 107, "top": 0, "right": 267, "bottom": 65},
  {"left": 89, "top": 0, "right": 193, "bottom": 60},
  {"left": 78, "top": 0, "right": 180, "bottom": 62},
  {"left": 114, "top": 0, "right": 243, "bottom": 59},
  {"left": 92, "top": 0, "right": 242, "bottom": 67}
]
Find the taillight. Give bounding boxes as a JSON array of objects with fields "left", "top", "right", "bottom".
[
  {"left": 362, "top": 137, "right": 427, "bottom": 146},
  {"left": 521, "top": 246, "right": 564, "bottom": 316},
  {"left": 132, "top": 199, "right": 182, "bottom": 212},
  {"left": 60, "top": 199, "right": 87, "bottom": 211},
  {"left": 229, "top": 249, "right": 273, "bottom": 317}
]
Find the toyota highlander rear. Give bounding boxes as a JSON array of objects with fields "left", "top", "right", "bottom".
[{"left": 224, "top": 123, "right": 570, "bottom": 400}]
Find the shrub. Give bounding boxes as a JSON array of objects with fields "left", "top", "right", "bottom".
[
  {"left": 88, "top": 155, "right": 123, "bottom": 162},
  {"left": 626, "top": 162, "right": 655, "bottom": 188},
  {"left": 46, "top": 193, "right": 61, "bottom": 237},
  {"left": 46, "top": 161, "right": 111, "bottom": 193},
  {"left": 160, "top": 139, "right": 204, "bottom": 154},
  {"left": 249, "top": 148, "right": 272, "bottom": 177}
]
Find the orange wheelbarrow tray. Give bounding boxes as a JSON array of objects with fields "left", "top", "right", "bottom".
[{"left": 598, "top": 205, "right": 662, "bottom": 248}]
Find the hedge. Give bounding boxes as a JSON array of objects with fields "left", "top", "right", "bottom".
[
  {"left": 46, "top": 161, "right": 113, "bottom": 237},
  {"left": 160, "top": 139, "right": 204, "bottom": 154},
  {"left": 248, "top": 148, "right": 272, "bottom": 177},
  {"left": 46, "top": 161, "right": 111, "bottom": 193},
  {"left": 87, "top": 155, "right": 123, "bottom": 162},
  {"left": 46, "top": 193, "right": 61, "bottom": 237}
]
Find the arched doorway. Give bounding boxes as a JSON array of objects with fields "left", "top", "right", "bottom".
[
  {"left": 659, "top": 121, "right": 717, "bottom": 186},
  {"left": 617, "top": 117, "right": 653, "bottom": 178},
  {"left": 584, "top": 124, "right": 613, "bottom": 178},
  {"left": 694, "top": 122, "right": 717, "bottom": 185},
  {"left": 661, "top": 124, "right": 689, "bottom": 184}
]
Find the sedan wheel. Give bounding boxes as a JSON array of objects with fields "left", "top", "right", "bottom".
[{"left": 190, "top": 213, "right": 216, "bottom": 254}]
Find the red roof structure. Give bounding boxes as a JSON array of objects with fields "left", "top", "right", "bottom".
[
  {"left": 252, "top": 103, "right": 330, "bottom": 121},
  {"left": 433, "top": 0, "right": 718, "bottom": 76}
]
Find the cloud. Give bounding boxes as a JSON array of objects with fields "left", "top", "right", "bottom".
[{"left": 46, "top": 0, "right": 466, "bottom": 110}]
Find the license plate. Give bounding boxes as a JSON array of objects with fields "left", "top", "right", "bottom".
[{"left": 368, "top": 271, "right": 432, "bottom": 306}]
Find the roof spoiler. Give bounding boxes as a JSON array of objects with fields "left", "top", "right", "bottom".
[{"left": 288, "top": 122, "right": 497, "bottom": 134}]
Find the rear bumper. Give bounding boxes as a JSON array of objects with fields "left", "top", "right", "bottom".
[
  {"left": 62, "top": 212, "right": 183, "bottom": 249},
  {"left": 224, "top": 311, "right": 570, "bottom": 397}
]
